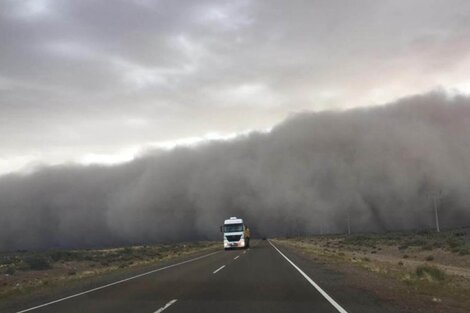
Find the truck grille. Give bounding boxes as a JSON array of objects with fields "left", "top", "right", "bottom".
[{"left": 226, "top": 235, "right": 241, "bottom": 242}]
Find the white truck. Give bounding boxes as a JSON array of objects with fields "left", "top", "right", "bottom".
[{"left": 220, "top": 217, "right": 250, "bottom": 249}]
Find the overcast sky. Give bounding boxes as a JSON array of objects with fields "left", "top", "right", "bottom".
[{"left": 1, "top": 0, "right": 470, "bottom": 175}]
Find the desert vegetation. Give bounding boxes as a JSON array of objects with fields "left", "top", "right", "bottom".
[
  {"left": 0, "top": 241, "right": 218, "bottom": 300},
  {"left": 275, "top": 227, "right": 470, "bottom": 312}
]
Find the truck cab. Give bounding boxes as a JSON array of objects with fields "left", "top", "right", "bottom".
[{"left": 221, "top": 217, "right": 250, "bottom": 249}]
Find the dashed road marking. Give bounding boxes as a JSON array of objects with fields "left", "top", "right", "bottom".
[
  {"left": 234, "top": 255, "right": 240, "bottom": 260},
  {"left": 213, "top": 265, "right": 226, "bottom": 274},
  {"left": 154, "top": 299, "right": 177, "bottom": 313},
  {"left": 269, "top": 240, "right": 349, "bottom": 313},
  {"left": 14, "top": 251, "right": 219, "bottom": 313}
]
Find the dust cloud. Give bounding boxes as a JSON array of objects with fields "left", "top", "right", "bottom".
[{"left": 1, "top": 91, "right": 470, "bottom": 250}]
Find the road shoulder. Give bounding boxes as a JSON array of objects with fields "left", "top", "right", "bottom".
[{"left": 272, "top": 238, "right": 470, "bottom": 313}]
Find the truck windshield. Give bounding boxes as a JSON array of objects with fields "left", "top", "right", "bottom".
[{"left": 223, "top": 224, "right": 243, "bottom": 232}]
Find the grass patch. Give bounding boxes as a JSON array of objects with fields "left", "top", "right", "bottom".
[
  {"left": 459, "top": 248, "right": 469, "bottom": 256},
  {"left": 421, "top": 243, "right": 434, "bottom": 251},
  {"left": 415, "top": 265, "right": 446, "bottom": 282},
  {"left": 23, "top": 256, "right": 51, "bottom": 270},
  {"left": 405, "top": 239, "right": 427, "bottom": 247},
  {"left": 447, "top": 238, "right": 464, "bottom": 249},
  {"left": 5, "top": 266, "right": 15, "bottom": 275}
]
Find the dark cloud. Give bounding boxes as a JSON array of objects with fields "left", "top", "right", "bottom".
[
  {"left": 2, "top": 0, "right": 470, "bottom": 173},
  {"left": 1, "top": 92, "right": 470, "bottom": 250}
]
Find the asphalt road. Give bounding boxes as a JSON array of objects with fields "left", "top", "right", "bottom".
[{"left": 6, "top": 239, "right": 407, "bottom": 313}]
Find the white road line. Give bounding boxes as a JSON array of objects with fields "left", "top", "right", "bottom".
[
  {"left": 213, "top": 265, "right": 226, "bottom": 274},
  {"left": 14, "top": 251, "right": 220, "bottom": 313},
  {"left": 268, "top": 240, "right": 349, "bottom": 313},
  {"left": 234, "top": 255, "right": 240, "bottom": 260},
  {"left": 154, "top": 299, "right": 177, "bottom": 313}
]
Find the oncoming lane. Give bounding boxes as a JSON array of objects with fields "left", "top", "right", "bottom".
[{"left": 8, "top": 248, "right": 239, "bottom": 313}]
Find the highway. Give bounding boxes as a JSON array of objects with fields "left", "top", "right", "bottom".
[{"left": 6, "top": 240, "right": 406, "bottom": 313}]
